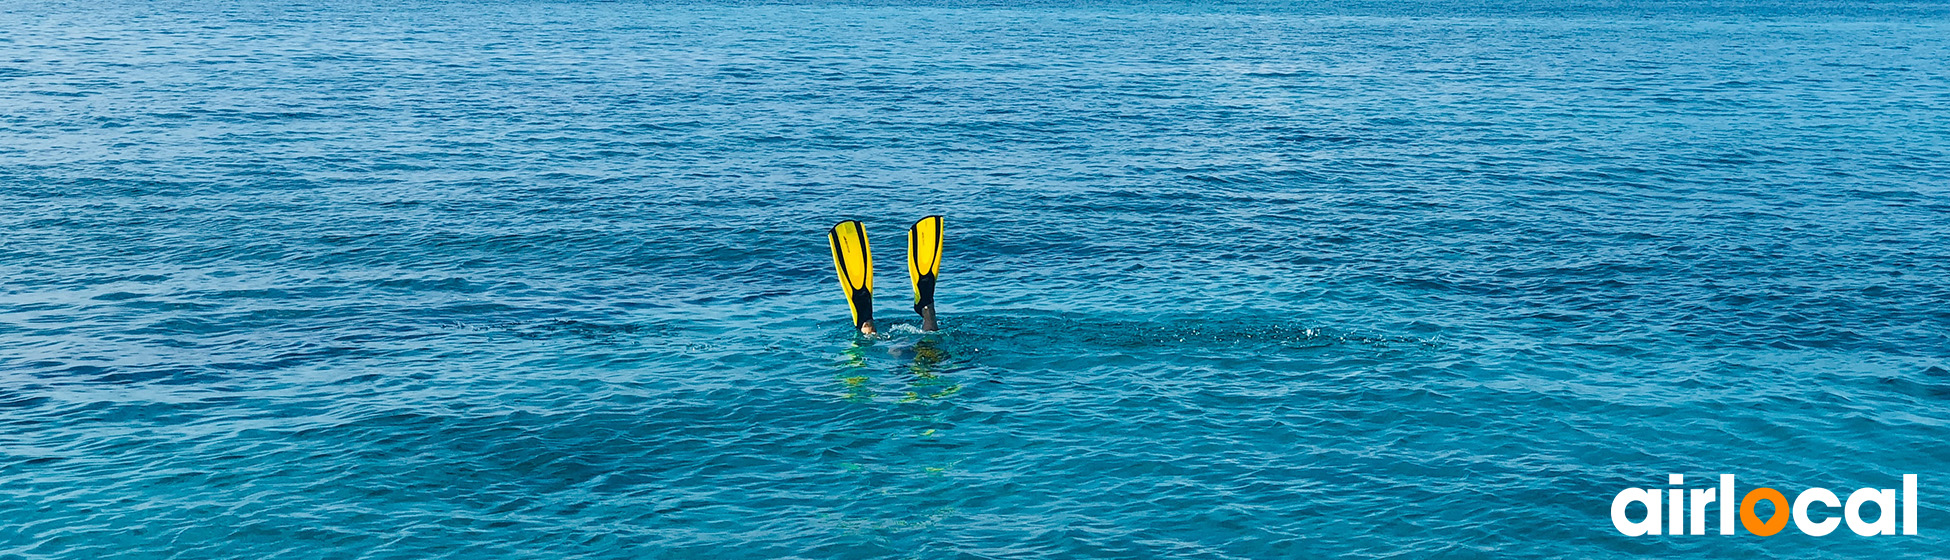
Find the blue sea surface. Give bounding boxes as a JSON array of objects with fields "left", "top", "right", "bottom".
[{"left": 3, "top": 1, "right": 1948, "bottom": 558}]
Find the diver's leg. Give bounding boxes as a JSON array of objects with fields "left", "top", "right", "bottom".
[{"left": 918, "top": 305, "right": 937, "bottom": 332}]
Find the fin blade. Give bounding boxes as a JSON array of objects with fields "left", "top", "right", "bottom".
[{"left": 828, "top": 220, "right": 873, "bottom": 328}]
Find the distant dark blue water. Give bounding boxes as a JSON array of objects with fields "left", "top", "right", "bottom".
[{"left": 3, "top": 1, "right": 1948, "bottom": 558}]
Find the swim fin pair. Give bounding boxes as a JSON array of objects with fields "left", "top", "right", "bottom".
[{"left": 827, "top": 216, "right": 942, "bottom": 334}]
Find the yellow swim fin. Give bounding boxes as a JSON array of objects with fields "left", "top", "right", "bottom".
[
  {"left": 828, "top": 220, "right": 873, "bottom": 331},
  {"left": 906, "top": 215, "right": 942, "bottom": 331},
  {"left": 826, "top": 220, "right": 873, "bottom": 333}
]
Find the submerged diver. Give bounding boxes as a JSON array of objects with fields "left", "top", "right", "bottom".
[{"left": 827, "top": 216, "right": 942, "bottom": 336}]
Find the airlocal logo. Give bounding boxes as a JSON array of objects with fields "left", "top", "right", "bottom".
[{"left": 1612, "top": 474, "right": 1918, "bottom": 536}]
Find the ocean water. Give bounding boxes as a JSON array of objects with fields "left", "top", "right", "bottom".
[{"left": 3, "top": 1, "right": 1948, "bottom": 558}]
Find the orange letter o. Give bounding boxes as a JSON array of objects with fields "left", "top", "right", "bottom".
[{"left": 1741, "top": 488, "right": 1790, "bottom": 536}]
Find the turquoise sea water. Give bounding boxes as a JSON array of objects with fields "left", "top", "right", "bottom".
[{"left": 3, "top": 1, "right": 1949, "bottom": 558}]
